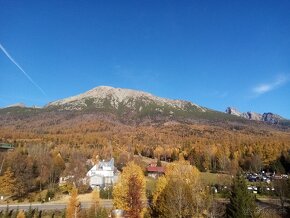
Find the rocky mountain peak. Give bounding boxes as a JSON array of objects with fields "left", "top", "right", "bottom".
[
  {"left": 85, "top": 86, "right": 155, "bottom": 102},
  {"left": 226, "top": 107, "right": 284, "bottom": 124},
  {"left": 46, "top": 86, "right": 206, "bottom": 113},
  {"left": 225, "top": 107, "right": 242, "bottom": 116},
  {"left": 262, "top": 113, "right": 283, "bottom": 124}
]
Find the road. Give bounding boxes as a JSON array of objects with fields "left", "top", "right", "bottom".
[
  {"left": 0, "top": 198, "right": 287, "bottom": 212},
  {"left": 0, "top": 200, "right": 113, "bottom": 211}
]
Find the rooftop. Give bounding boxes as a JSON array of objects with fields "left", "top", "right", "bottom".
[
  {"left": 0, "top": 143, "right": 15, "bottom": 149},
  {"left": 97, "top": 158, "right": 114, "bottom": 170},
  {"left": 147, "top": 166, "right": 165, "bottom": 173}
]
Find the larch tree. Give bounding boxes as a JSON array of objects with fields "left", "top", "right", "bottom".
[
  {"left": 0, "top": 167, "right": 17, "bottom": 196},
  {"left": 16, "top": 210, "right": 26, "bottom": 218},
  {"left": 66, "top": 187, "right": 81, "bottom": 218},
  {"left": 152, "top": 160, "right": 210, "bottom": 218},
  {"left": 88, "top": 188, "right": 100, "bottom": 218},
  {"left": 52, "top": 152, "right": 65, "bottom": 180},
  {"left": 113, "top": 161, "right": 146, "bottom": 218},
  {"left": 151, "top": 176, "right": 168, "bottom": 217}
]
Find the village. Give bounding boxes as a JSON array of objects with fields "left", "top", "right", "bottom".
[{"left": 1, "top": 142, "right": 288, "bottom": 193}]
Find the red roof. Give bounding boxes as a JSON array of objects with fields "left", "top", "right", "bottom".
[{"left": 147, "top": 166, "right": 165, "bottom": 173}]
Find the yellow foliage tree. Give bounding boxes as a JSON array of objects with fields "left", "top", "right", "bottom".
[
  {"left": 66, "top": 187, "right": 81, "bottom": 218},
  {"left": 92, "top": 188, "right": 100, "bottom": 208},
  {"left": 113, "top": 161, "right": 146, "bottom": 218},
  {"left": 152, "top": 160, "right": 210, "bottom": 217},
  {"left": 16, "top": 210, "right": 26, "bottom": 218},
  {"left": 0, "top": 167, "right": 17, "bottom": 196},
  {"left": 88, "top": 188, "right": 100, "bottom": 217}
]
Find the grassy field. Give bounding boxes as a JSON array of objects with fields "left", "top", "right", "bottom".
[
  {"left": 145, "top": 171, "right": 233, "bottom": 196},
  {"left": 200, "top": 172, "right": 232, "bottom": 186}
]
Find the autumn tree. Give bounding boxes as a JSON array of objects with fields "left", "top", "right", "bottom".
[
  {"left": 92, "top": 188, "right": 100, "bottom": 208},
  {"left": 0, "top": 167, "right": 17, "bottom": 196},
  {"left": 152, "top": 160, "right": 210, "bottom": 217},
  {"left": 2, "top": 205, "right": 11, "bottom": 218},
  {"left": 52, "top": 152, "right": 65, "bottom": 182},
  {"left": 30, "top": 145, "right": 52, "bottom": 191},
  {"left": 66, "top": 187, "right": 81, "bottom": 218},
  {"left": 4, "top": 150, "right": 35, "bottom": 196},
  {"left": 88, "top": 189, "right": 100, "bottom": 218},
  {"left": 16, "top": 210, "right": 26, "bottom": 218},
  {"left": 273, "top": 178, "right": 290, "bottom": 211},
  {"left": 226, "top": 174, "right": 259, "bottom": 218},
  {"left": 63, "top": 150, "right": 88, "bottom": 192},
  {"left": 113, "top": 161, "right": 146, "bottom": 218},
  {"left": 151, "top": 176, "right": 168, "bottom": 217}
]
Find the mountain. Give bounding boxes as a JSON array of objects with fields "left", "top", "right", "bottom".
[
  {"left": 6, "top": 103, "right": 26, "bottom": 108},
  {"left": 1, "top": 86, "right": 289, "bottom": 180},
  {"left": 44, "top": 86, "right": 237, "bottom": 123},
  {"left": 46, "top": 86, "right": 207, "bottom": 112},
  {"left": 225, "top": 107, "right": 286, "bottom": 124},
  {"left": 0, "top": 86, "right": 288, "bottom": 127}
]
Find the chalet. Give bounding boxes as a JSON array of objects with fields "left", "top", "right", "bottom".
[
  {"left": 86, "top": 158, "right": 118, "bottom": 188},
  {"left": 146, "top": 163, "right": 165, "bottom": 178},
  {"left": 0, "top": 143, "right": 15, "bottom": 152}
]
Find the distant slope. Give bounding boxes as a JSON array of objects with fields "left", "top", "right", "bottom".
[
  {"left": 225, "top": 107, "right": 288, "bottom": 125},
  {"left": 42, "top": 86, "right": 254, "bottom": 125},
  {"left": 0, "top": 86, "right": 289, "bottom": 128}
]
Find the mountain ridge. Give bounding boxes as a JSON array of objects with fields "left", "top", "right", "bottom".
[
  {"left": 1, "top": 86, "right": 289, "bottom": 127},
  {"left": 45, "top": 86, "right": 206, "bottom": 112},
  {"left": 225, "top": 107, "right": 285, "bottom": 124}
]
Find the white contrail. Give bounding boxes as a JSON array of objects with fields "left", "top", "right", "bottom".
[{"left": 0, "top": 43, "right": 46, "bottom": 96}]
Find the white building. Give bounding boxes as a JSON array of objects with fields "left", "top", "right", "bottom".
[{"left": 86, "top": 158, "right": 118, "bottom": 188}]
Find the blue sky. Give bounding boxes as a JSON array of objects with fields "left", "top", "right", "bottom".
[{"left": 1, "top": 0, "right": 290, "bottom": 118}]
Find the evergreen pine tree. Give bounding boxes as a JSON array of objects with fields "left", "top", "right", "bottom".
[
  {"left": 96, "top": 208, "right": 108, "bottom": 218},
  {"left": 33, "top": 208, "right": 40, "bottom": 218},
  {"left": 226, "top": 174, "right": 259, "bottom": 218},
  {"left": 3, "top": 205, "right": 10, "bottom": 218},
  {"left": 25, "top": 205, "right": 34, "bottom": 218},
  {"left": 12, "top": 207, "right": 19, "bottom": 218},
  {"left": 62, "top": 209, "right": 66, "bottom": 218},
  {"left": 156, "top": 159, "right": 162, "bottom": 167}
]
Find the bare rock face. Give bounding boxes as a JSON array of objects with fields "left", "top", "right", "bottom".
[
  {"left": 225, "top": 107, "right": 242, "bottom": 116},
  {"left": 262, "top": 113, "right": 283, "bottom": 124},
  {"left": 244, "top": 112, "right": 262, "bottom": 121},
  {"left": 226, "top": 107, "right": 284, "bottom": 124},
  {"left": 225, "top": 108, "right": 262, "bottom": 121}
]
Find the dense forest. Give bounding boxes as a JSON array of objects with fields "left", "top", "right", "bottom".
[{"left": 1, "top": 112, "right": 290, "bottom": 198}]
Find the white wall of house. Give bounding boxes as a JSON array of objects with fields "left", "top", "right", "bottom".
[{"left": 86, "top": 158, "right": 118, "bottom": 188}]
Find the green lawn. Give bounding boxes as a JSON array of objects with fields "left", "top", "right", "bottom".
[
  {"left": 145, "top": 171, "right": 232, "bottom": 195},
  {"left": 200, "top": 172, "right": 232, "bottom": 186}
]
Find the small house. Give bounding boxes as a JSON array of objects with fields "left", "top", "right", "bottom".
[
  {"left": 86, "top": 158, "right": 118, "bottom": 188},
  {"left": 146, "top": 163, "right": 165, "bottom": 178}
]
